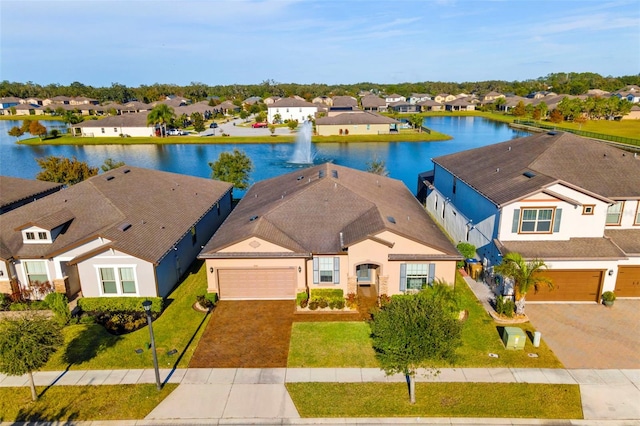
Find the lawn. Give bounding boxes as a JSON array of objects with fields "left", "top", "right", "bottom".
[
  {"left": 287, "top": 274, "right": 563, "bottom": 368},
  {"left": 0, "top": 384, "right": 176, "bottom": 421},
  {"left": 287, "top": 382, "right": 582, "bottom": 419},
  {"left": 44, "top": 260, "right": 211, "bottom": 370}
]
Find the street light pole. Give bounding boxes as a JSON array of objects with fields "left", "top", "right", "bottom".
[{"left": 142, "top": 300, "right": 161, "bottom": 390}]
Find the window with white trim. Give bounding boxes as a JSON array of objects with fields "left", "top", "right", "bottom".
[
  {"left": 26, "top": 232, "right": 35, "bottom": 240},
  {"left": 24, "top": 261, "right": 48, "bottom": 284},
  {"left": 521, "top": 208, "right": 553, "bottom": 233},
  {"left": 606, "top": 202, "right": 623, "bottom": 225},
  {"left": 99, "top": 266, "right": 137, "bottom": 295},
  {"left": 406, "top": 264, "right": 428, "bottom": 290},
  {"left": 318, "top": 257, "right": 334, "bottom": 283}
]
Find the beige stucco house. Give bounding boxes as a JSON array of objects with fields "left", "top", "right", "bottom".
[
  {"left": 315, "top": 111, "right": 399, "bottom": 136},
  {"left": 199, "top": 163, "right": 461, "bottom": 300}
]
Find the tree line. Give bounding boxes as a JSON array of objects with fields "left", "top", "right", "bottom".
[{"left": 1, "top": 72, "right": 638, "bottom": 104}]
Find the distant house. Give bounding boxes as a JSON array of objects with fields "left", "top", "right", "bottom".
[
  {"left": 434, "top": 94, "right": 456, "bottom": 103},
  {"left": 11, "top": 103, "right": 43, "bottom": 116},
  {"left": 0, "top": 97, "right": 22, "bottom": 111},
  {"left": 480, "top": 91, "right": 505, "bottom": 102},
  {"left": 0, "top": 167, "right": 233, "bottom": 299},
  {"left": 387, "top": 101, "right": 420, "bottom": 113},
  {"left": 214, "top": 100, "right": 241, "bottom": 115},
  {"left": 384, "top": 94, "right": 406, "bottom": 105},
  {"left": 69, "top": 97, "right": 99, "bottom": 106},
  {"left": 263, "top": 96, "right": 282, "bottom": 105},
  {"left": 361, "top": 95, "right": 387, "bottom": 112},
  {"left": 120, "top": 101, "right": 151, "bottom": 114},
  {"left": 418, "top": 99, "right": 443, "bottom": 112},
  {"left": 199, "top": 163, "right": 460, "bottom": 300},
  {"left": 444, "top": 98, "right": 475, "bottom": 111},
  {"left": 0, "top": 177, "right": 63, "bottom": 215},
  {"left": 43, "top": 96, "right": 71, "bottom": 106},
  {"left": 621, "top": 105, "right": 640, "bottom": 120},
  {"left": 331, "top": 96, "right": 358, "bottom": 109},
  {"left": 267, "top": 98, "right": 318, "bottom": 124},
  {"left": 71, "top": 112, "right": 156, "bottom": 137},
  {"left": 315, "top": 111, "right": 399, "bottom": 136},
  {"left": 408, "top": 94, "right": 432, "bottom": 104},
  {"left": 419, "top": 132, "right": 640, "bottom": 302},
  {"left": 312, "top": 96, "right": 332, "bottom": 106}
]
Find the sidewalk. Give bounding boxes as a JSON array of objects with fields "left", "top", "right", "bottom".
[{"left": 2, "top": 367, "right": 640, "bottom": 422}]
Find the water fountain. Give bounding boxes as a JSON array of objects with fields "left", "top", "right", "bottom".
[{"left": 289, "top": 121, "right": 316, "bottom": 164}]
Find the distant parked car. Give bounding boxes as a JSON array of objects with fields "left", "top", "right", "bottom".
[
  {"left": 252, "top": 122, "right": 268, "bottom": 128},
  {"left": 209, "top": 122, "right": 218, "bottom": 129},
  {"left": 167, "top": 129, "right": 188, "bottom": 136}
]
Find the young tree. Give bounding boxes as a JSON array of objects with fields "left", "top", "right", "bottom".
[
  {"left": 0, "top": 315, "right": 63, "bottom": 401},
  {"left": 36, "top": 155, "right": 99, "bottom": 185},
  {"left": 366, "top": 156, "right": 389, "bottom": 176},
  {"left": 192, "top": 112, "right": 205, "bottom": 132},
  {"left": 101, "top": 158, "right": 125, "bottom": 172},
  {"left": 209, "top": 148, "right": 253, "bottom": 191},
  {"left": 549, "top": 109, "right": 564, "bottom": 124},
  {"left": 287, "top": 120, "right": 299, "bottom": 131},
  {"left": 370, "top": 291, "right": 463, "bottom": 404},
  {"left": 493, "top": 252, "right": 553, "bottom": 316},
  {"left": 29, "top": 120, "right": 47, "bottom": 140},
  {"left": 8, "top": 125, "right": 25, "bottom": 141},
  {"left": 409, "top": 114, "right": 423, "bottom": 132},
  {"left": 512, "top": 101, "right": 526, "bottom": 117},
  {"left": 147, "top": 104, "right": 175, "bottom": 137}
]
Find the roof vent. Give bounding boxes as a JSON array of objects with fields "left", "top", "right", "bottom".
[
  {"left": 331, "top": 170, "right": 338, "bottom": 178},
  {"left": 319, "top": 170, "right": 325, "bottom": 178},
  {"left": 105, "top": 176, "right": 115, "bottom": 181},
  {"left": 387, "top": 216, "right": 396, "bottom": 224},
  {"left": 508, "top": 146, "right": 512, "bottom": 151},
  {"left": 297, "top": 176, "right": 304, "bottom": 181},
  {"left": 123, "top": 169, "right": 131, "bottom": 174},
  {"left": 249, "top": 215, "right": 259, "bottom": 222},
  {"left": 523, "top": 171, "right": 536, "bottom": 178},
  {"left": 496, "top": 168, "right": 500, "bottom": 173},
  {"left": 547, "top": 131, "right": 557, "bottom": 136},
  {"left": 118, "top": 223, "right": 132, "bottom": 232}
]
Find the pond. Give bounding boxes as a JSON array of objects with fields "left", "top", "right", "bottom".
[{"left": 0, "top": 116, "right": 529, "bottom": 196}]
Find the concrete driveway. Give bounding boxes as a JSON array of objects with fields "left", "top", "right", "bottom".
[{"left": 525, "top": 299, "right": 640, "bottom": 369}]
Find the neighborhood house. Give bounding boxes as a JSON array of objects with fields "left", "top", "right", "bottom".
[{"left": 199, "top": 163, "right": 461, "bottom": 301}]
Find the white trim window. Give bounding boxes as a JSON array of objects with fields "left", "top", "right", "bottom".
[
  {"left": 521, "top": 208, "right": 553, "bottom": 233},
  {"left": 318, "top": 257, "right": 334, "bottom": 283},
  {"left": 98, "top": 266, "right": 137, "bottom": 295},
  {"left": 24, "top": 260, "right": 48, "bottom": 284}
]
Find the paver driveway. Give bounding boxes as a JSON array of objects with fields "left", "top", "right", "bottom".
[
  {"left": 189, "top": 297, "right": 373, "bottom": 368},
  {"left": 525, "top": 299, "right": 640, "bottom": 369}
]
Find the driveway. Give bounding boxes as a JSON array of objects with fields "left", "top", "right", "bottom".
[
  {"left": 189, "top": 299, "right": 369, "bottom": 368},
  {"left": 525, "top": 299, "right": 640, "bottom": 369}
]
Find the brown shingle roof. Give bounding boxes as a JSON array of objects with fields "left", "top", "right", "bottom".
[
  {"left": 360, "top": 95, "right": 386, "bottom": 108},
  {"left": 0, "top": 167, "right": 232, "bottom": 264},
  {"left": 605, "top": 229, "right": 640, "bottom": 255},
  {"left": 432, "top": 132, "right": 640, "bottom": 206},
  {"left": 497, "top": 237, "right": 627, "bottom": 261},
  {"left": 200, "top": 163, "right": 458, "bottom": 257},
  {"left": 270, "top": 98, "right": 317, "bottom": 108},
  {"left": 0, "top": 177, "right": 63, "bottom": 209},
  {"left": 74, "top": 112, "right": 151, "bottom": 128}
]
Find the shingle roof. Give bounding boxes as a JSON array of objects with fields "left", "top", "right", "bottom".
[
  {"left": 0, "top": 167, "right": 232, "bottom": 263},
  {"left": 360, "top": 95, "right": 386, "bottom": 108},
  {"left": 316, "top": 112, "right": 398, "bottom": 126},
  {"left": 200, "top": 163, "right": 459, "bottom": 257},
  {"left": 74, "top": 112, "right": 151, "bottom": 128},
  {"left": 432, "top": 132, "right": 640, "bottom": 206},
  {"left": 0, "top": 177, "right": 63, "bottom": 209},
  {"left": 270, "top": 98, "right": 317, "bottom": 108},
  {"left": 496, "top": 237, "right": 627, "bottom": 261},
  {"left": 605, "top": 229, "right": 640, "bottom": 255},
  {"left": 331, "top": 96, "right": 358, "bottom": 107}
]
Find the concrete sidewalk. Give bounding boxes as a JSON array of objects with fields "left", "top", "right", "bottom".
[{"left": 2, "top": 367, "right": 639, "bottom": 422}]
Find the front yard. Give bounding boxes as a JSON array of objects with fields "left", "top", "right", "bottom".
[{"left": 288, "top": 274, "right": 563, "bottom": 368}]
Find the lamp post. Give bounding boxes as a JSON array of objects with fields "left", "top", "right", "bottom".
[{"left": 142, "top": 300, "right": 161, "bottom": 390}]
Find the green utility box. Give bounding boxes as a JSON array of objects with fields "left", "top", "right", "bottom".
[{"left": 502, "top": 327, "right": 526, "bottom": 350}]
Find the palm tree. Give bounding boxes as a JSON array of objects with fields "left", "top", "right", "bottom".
[
  {"left": 147, "top": 104, "right": 175, "bottom": 137},
  {"left": 493, "top": 252, "right": 552, "bottom": 316}
]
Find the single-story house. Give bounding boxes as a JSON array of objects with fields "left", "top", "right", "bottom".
[
  {"left": 621, "top": 105, "right": 640, "bottom": 120},
  {"left": 361, "top": 95, "right": 387, "bottom": 112},
  {"left": 71, "top": 112, "right": 156, "bottom": 137},
  {"left": 315, "top": 111, "right": 399, "bottom": 136},
  {"left": 418, "top": 99, "right": 444, "bottom": 112},
  {"left": 445, "top": 99, "right": 476, "bottom": 111},
  {"left": 0, "top": 167, "right": 233, "bottom": 299},
  {"left": 388, "top": 101, "right": 421, "bottom": 113},
  {"left": 199, "top": 163, "right": 461, "bottom": 300}
]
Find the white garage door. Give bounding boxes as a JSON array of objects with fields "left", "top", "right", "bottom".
[{"left": 217, "top": 268, "right": 296, "bottom": 300}]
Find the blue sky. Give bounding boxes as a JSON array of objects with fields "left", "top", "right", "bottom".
[{"left": 1, "top": 0, "right": 638, "bottom": 87}]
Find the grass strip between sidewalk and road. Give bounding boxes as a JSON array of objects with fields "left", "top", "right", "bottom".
[
  {"left": 0, "top": 384, "right": 177, "bottom": 421},
  {"left": 286, "top": 382, "right": 582, "bottom": 419},
  {"left": 44, "top": 261, "right": 210, "bottom": 370}
]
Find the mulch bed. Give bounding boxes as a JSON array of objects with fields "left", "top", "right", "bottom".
[{"left": 189, "top": 292, "right": 377, "bottom": 368}]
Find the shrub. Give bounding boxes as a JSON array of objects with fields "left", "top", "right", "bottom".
[
  {"left": 9, "top": 300, "right": 48, "bottom": 311},
  {"left": 456, "top": 242, "right": 476, "bottom": 268},
  {"left": 377, "top": 294, "right": 391, "bottom": 308},
  {"left": 496, "top": 295, "right": 515, "bottom": 318},
  {"left": 44, "top": 292, "right": 71, "bottom": 325},
  {"left": 77, "top": 297, "right": 163, "bottom": 314},
  {"left": 329, "top": 298, "right": 345, "bottom": 310},
  {"left": 308, "top": 300, "right": 319, "bottom": 310},
  {"left": 345, "top": 292, "right": 358, "bottom": 309},
  {"left": 601, "top": 291, "right": 616, "bottom": 302},
  {"left": 196, "top": 294, "right": 215, "bottom": 310},
  {"left": 0, "top": 293, "right": 10, "bottom": 311},
  {"left": 318, "top": 299, "right": 329, "bottom": 309},
  {"left": 310, "top": 288, "right": 343, "bottom": 299},
  {"left": 296, "top": 291, "right": 309, "bottom": 308}
]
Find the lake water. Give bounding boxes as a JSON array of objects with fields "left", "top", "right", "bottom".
[{"left": 0, "top": 117, "right": 529, "bottom": 196}]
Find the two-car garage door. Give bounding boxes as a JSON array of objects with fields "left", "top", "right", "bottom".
[
  {"left": 217, "top": 268, "right": 296, "bottom": 300},
  {"left": 526, "top": 270, "right": 603, "bottom": 302}
]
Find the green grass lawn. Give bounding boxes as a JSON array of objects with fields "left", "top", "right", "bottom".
[
  {"left": 44, "top": 261, "right": 210, "bottom": 370},
  {"left": 288, "top": 275, "right": 563, "bottom": 368},
  {"left": 0, "top": 384, "right": 176, "bottom": 421},
  {"left": 287, "top": 382, "right": 582, "bottom": 419}
]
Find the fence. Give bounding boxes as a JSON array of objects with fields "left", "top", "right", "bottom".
[{"left": 513, "top": 120, "right": 640, "bottom": 147}]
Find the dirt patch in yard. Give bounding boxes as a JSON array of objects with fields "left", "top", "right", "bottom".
[{"left": 189, "top": 292, "right": 376, "bottom": 368}]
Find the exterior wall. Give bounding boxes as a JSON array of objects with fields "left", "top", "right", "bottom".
[
  {"left": 604, "top": 200, "right": 640, "bottom": 229},
  {"left": 268, "top": 106, "right": 316, "bottom": 124},
  {"left": 621, "top": 110, "right": 640, "bottom": 120},
  {"left": 205, "top": 257, "right": 308, "bottom": 295},
  {"left": 76, "top": 125, "right": 154, "bottom": 138},
  {"left": 306, "top": 254, "right": 349, "bottom": 296},
  {"left": 316, "top": 123, "right": 391, "bottom": 136},
  {"left": 75, "top": 250, "right": 156, "bottom": 297}
]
